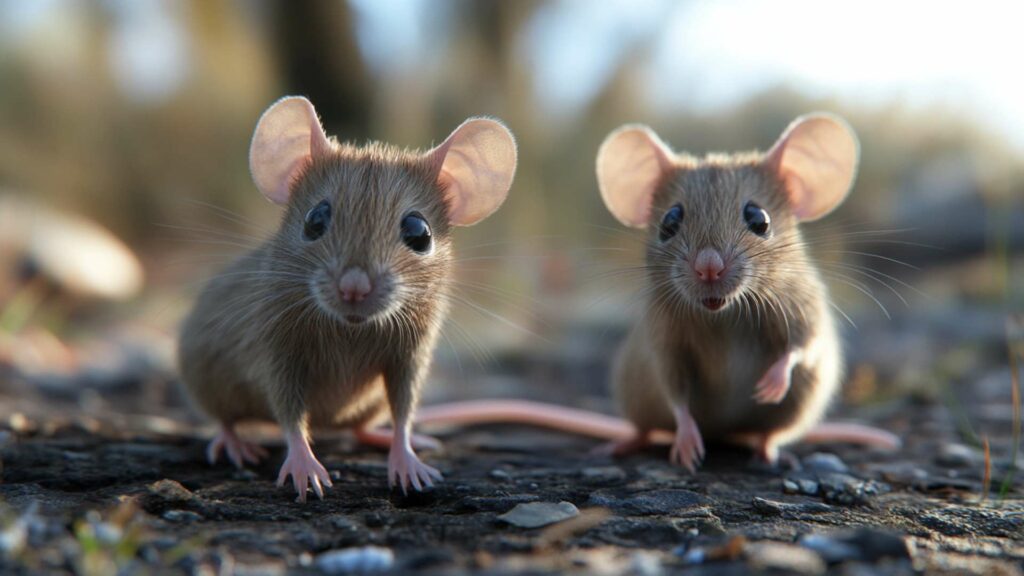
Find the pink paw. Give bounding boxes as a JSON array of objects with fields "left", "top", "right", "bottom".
[
  {"left": 276, "top": 433, "right": 333, "bottom": 503},
  {"left": 207, "top": 427, "right": 268, "bottom": 468},
  {"left": 387, "top": 446, "right": 442, "bottom": 494},
  {"left": 669, "top": 409, "right": 705, "bottom": 473},
  {"left": 753, "top": 352, "right": 798, "bottom": 405}
]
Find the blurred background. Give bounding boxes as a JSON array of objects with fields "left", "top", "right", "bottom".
[{"left": 0, "top": 0, "right": 1021, "bottom": 429}]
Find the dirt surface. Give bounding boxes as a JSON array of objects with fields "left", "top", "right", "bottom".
[
  {"left": 0, "top": 375, "right": 1022, "bottom": 575},
  {"left": 0, "top": 297, "right": 1022, "bottom": 574}
]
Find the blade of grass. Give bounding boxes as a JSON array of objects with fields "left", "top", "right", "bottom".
[
  {"left": 998, "top": 315, "right": 1022, "bottom": 500},
  {"left": 981, "top": 435, "right": 991, "bottom": 503}
]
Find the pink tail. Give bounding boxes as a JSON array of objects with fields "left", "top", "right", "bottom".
[
  {"left": 801, "top": 422, "right": 902, "bottom": 450},
  {"left": 415, "top": 400, "right": 635, "bottom": 441}
]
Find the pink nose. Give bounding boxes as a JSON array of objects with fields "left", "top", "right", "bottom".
[
  {"left": 338, "top": 268, "right": 372, "bottom": 303},
  {"left": 692, "top": 248, "right": 726, "bottom": 283}
]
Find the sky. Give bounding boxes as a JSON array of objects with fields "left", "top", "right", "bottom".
[{"left": 3, "top": 0, "right": 1024, "bottom": 150}]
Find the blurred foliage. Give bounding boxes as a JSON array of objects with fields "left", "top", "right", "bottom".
[{"left": 0, "top": 0, "right": 1021, "bottom": 335}]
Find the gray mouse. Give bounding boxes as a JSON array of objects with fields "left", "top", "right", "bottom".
[
  {"left": 591, "top": 113, "right": 898, "bottom": 469},
  {"left": 177, "top": 96, "right": 517, "bottom": 501}
]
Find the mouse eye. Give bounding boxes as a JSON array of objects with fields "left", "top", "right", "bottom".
[
  {"left": 302, "top": 200, "right": 332, "bottom": 241},
  {"left": 743, "top": 201, "right": 771, "bottom": 237},
  {"left": 400, "top": 212, "right": 432, "bottom": 254},
  {"left": 658, "top": 204, "right": 684, "bottom": 242}
]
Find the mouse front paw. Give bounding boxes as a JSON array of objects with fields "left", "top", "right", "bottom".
[
  {"left": 277, "top": 432, "right": 333, "bottom": 503},
  {"left": 752, "top": 349, "right": 800, "bottom": 405},
  {"left": 387, "top": 446, "right": 443, "bottom": 494},
  {"left": 669, "top": 414, "right": 705, "bottom": 473}
]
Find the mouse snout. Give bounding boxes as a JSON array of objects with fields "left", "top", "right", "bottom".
[
  {"left": 691, "top": 248, "right": 726, "bottom": 283},
  {"left": 338, "top": 267, "right": 373, "bottom": 302}
]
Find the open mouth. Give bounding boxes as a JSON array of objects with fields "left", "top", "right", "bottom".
[{"left": 701, "top": 297, "right": 726, "bottom": 311}]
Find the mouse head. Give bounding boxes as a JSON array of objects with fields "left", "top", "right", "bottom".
[
  {"left": 597, "top": 114, "right": 858, "bottom": 313},
  {"left": 250, "top": 96, "right": 517, "bottom": 325}
]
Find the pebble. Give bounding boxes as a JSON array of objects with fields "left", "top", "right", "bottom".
[
  {"left": 497, "top": 501, "right": 579, "bottom": 528},
  {"left": 799, "top": 528, "right": 910, "bottom": 563},
  {"left": 746, "top": 541, "right": 826, "bottom": 575},
  {"left": 149, "top": 479, "right": 194, "bottom": 502},
  {"left": 629, "top": 551, "right": 663, "bottom": 575},
  {"left": 315, "top": 546, "right": 394, "bottom": 574},
  {"left": 580, "top": 466, "right": 627, "bottom": 483},
  {"left": 803, "top": 452, "right": 849, "bottom": 473},
  {"left": 162, "top": 510, "right": 202, "bottom": 523},
  {"left": 784, "top": 471, "right": 888, "bottom": 506},
  {"left": 489, "top": 469, "right": 512, "bottom": 481},
  {"left": 751, "top": 497, "right": 833, "bottom": 516},
  {"left": 936, "top": 443, "right": 981, "bottom": 468}
]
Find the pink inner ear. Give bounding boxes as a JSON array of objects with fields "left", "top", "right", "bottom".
[
  {"left": 764, "top": 115, "right": 858, "bottom": 222},
  {"left": 249, "top": 96, "right": 333, "bottom": 205},
  {"left": 429, "top": 118, "right": 517, "bottom": 227},
  {"left": 596, "top": 126, "right": 674, "bottom": 229}
]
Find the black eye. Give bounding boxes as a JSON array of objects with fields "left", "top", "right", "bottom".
[
  {"left": 302, "top": 199, "right": 331, "bottom": 241},
  {"left": 743, "top": 201, "right": 771, "bottom": 237},
  {"left": 659, "top": 204, "right": 684, "bottom": 242},
  {"left": 401, "top": 212, "right": 432, "bottom": 254}
]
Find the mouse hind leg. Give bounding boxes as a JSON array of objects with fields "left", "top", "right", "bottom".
[{"left": 207, "top": 423, "right": 269, "bottom": 468}]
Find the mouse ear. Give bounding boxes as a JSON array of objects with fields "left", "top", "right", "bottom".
[
  {"left": 249, "top": 96, "right": 333, "bottom": 205},
  {"left": 428, "top": 118, "right": 517, "bottom": 227},
  {"left": 596, "top": 125, "right": 674, "bottom": 228},
  {"left": 763, "top": 113, "right": 859, "bottom": 221}
]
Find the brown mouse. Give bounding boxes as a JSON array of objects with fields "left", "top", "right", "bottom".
[
  {"left": 177, "top": 96, "right": 517, "bottom": 501},
  {"left": 592, "top": 113, "right": 898, "bottom": 469}
]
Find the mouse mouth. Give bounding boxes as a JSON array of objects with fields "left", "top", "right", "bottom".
[
  {"left": 701, "top": 297, "right": 727, "bottom": 311},
  {"left": 344, "top": 314, "right": 367, "bottom": 324}
]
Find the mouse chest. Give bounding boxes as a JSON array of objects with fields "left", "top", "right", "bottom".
[{"left": 686, "top": 324, "right": 780, "bottom": 408}]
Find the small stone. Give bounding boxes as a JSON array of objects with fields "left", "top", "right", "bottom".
[
  {"left": 580, "top": 466, "right": 627, "bottom": 483},
  {"left": 162, "top": 510, "right": 202, "bottom": 523},
  {"left": 804, "top": 452, "right": 849, "bottom": 474},
  {"left": 316, "top": 547, "right": 394, "bottom": 574},
  {"left": 936, "top": 443, "right": 980, "bottom": 468},
  {"left": 798, "top": 479, "right": 820, "bottom": 495},
  {"left": 799, "top": 528, "right": 909, "bottom": 563},
  {"left": 489, "top": 469, "right": 512, "bottom": 481},
  {"left": 629, "top": 551, "right": 662, "bottom": 575},
  {"left": 497, "top": 501, "right": 579, "bottom": 529},
  {"left": 753, "top": 497, "right": 835, "bottom": 517},
  {"left": 326, "top": 515, "right": 360, "bottom": 532},
  {"left": 149, "top": 479, "right": 194, "bottom": 502},
  {"left": 746, "top": 541, "right": 826, "bottom": 575}
]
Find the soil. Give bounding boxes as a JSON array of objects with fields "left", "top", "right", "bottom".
[{"left": 0, "top": 304, "right": 1021, "bottom": 575}]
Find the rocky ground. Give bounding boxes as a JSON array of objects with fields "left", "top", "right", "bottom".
[{"left": 0, "top": 308, "right": 1021, "bottom": 576}]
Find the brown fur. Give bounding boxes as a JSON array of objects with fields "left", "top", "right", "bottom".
[
  {"left": 613, "top": 152, "right": 842, "bottom": 449},
  {"left": 178, "top": 142, "right": 453, "bottom": 439}
]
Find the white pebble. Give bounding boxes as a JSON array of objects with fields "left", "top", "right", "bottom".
[{"left": 315, "top": 546, "right": 395, "bottom": 574}]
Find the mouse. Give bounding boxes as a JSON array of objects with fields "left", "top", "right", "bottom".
[
  {"left": 589, "top": 113, "right": 899, "bottom": 470},
  {"left": 177, "top": 96, "right": 517, "bottom": 501}
]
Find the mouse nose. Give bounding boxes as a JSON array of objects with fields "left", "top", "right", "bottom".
[
  {"left": 692, "top": 248, "right": 726, "bottom": 283},
  {"left": 338, "top": 267, "right": 373, "bottom": 303}
]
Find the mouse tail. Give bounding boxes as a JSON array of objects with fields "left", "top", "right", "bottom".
[
  {"left": 415, "top": 400, "right": 636, "bottom": 441},
  {"left": 801, "top": 422, "right": 902, "bottom": 450}
]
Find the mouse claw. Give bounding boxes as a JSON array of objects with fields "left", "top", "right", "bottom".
[
  {"left": 207, "top": 426, "right": 267, "bottom": 469},
  {"left": 277, "top": 432, "right": 333, "bottom": 503},
  {"left": 388, "top": 445, "right": 442, "bottom": 495}
]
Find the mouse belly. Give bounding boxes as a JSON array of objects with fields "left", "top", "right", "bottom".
[{"left": 613, "top": 326, "right": 840, "bottom": 445}]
